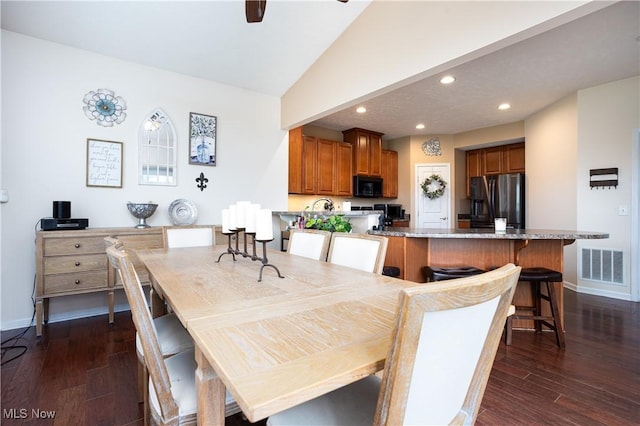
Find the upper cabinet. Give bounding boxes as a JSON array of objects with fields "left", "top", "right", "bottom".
[
  {"left": 381, "top": 149, "right": 398, "bottom": 198},
  {"left": 466, "top": 142, "right": 525, "bottom": 196},
  {"left": 288, "top": 127, "right": 352, "bottom": 196},
  {"left": 342, "top": 128, "right": 383, "bottom": 177},
  {"left": 504, "top": 143, "right": 525, "bottom": 173}
]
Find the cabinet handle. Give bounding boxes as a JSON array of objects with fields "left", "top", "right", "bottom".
[
  {"left": 75, "top": 262, "right": 81, "bottom": 267},
  {"left": 75, "top": 280, "right": 80, "bottom": 285},
  {"left": 75, "top": 243, "right": 81, "bottom": 248}
]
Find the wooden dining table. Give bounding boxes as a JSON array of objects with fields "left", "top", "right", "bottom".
[{"left": 134, "top": 245, "right": 418, "bottom": 425}]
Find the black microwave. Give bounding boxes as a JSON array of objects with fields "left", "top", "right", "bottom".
[{"left": 353, "top": 176, "right": 383, "bottom": 198}]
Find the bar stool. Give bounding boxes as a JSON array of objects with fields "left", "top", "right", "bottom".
[
  {"left": 382, "top": 266, "right": 400, "bottom": 278},
  {"left": 507, "top": 267, "right": 565, "bottom": 349},
  {"left": 422, "top": 266, "right": 486, "bottom": 282}
]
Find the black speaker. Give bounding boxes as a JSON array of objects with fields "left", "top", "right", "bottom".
[{"left": 53, "top": 201, "right": 71, "bottom": 219}]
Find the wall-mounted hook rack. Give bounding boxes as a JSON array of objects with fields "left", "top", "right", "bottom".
[{"left": 590, "top": 168, "right": 618, "bottom": 189}]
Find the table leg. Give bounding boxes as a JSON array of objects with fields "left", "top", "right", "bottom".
[
  {"left": 195, "top": 346, "right": 226, "bottom": 426},
  {"left": 149, "top": 286, "right": 166, "bottom": 318}
]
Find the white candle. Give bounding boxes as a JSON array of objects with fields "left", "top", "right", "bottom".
[
  {"left": 245, "top": 203, "right": 260, "bottom": 233},
  {"left": 229, "top": 204, "right": 237, "bottom": 230},
  {"left": 236, "top": 201, "right": 250, "bottom": 229},
  {"left": 255, "top": 209, "right": 273, "bottom": 241},
  {"left": 221, "top": 209, "right": 230, "bottom": 233}
]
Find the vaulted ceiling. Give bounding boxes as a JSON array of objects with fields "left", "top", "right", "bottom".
[{"left": 3, "top": 1, "right": 638, "bottom": 139}]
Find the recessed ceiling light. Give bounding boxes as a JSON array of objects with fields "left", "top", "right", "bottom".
[
  {"left": 498, "top": 103, "right": 511, "bottom": 110},
  {"left": 416, "top": 123, "right": 425, "bottom": 130},
  {"left": 356, "top": 106, "right": 367, "bottom": 113},
  {"left": 440, "top": 75, "right": 455, "bottom": 85}
]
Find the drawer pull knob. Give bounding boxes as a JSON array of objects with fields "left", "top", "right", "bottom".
[
  {"left": 75, "top": 262, "right": 81, "bottom": 267},
  {"left": 75, "top": 280, "right": 80, "bottom": 285},
  {"left": 75, "top": 243, "right": 81, "bottom": 248}
]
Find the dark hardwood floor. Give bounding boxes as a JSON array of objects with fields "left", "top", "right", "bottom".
[{"left": 2, "top": 289, "right": 638, "bottom": 425}]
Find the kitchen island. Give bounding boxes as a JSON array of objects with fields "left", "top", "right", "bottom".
[
  {"left": 369, "top": 228, "right": 608, "bottom": 330},
  {"left": 274, "top": 210, "right": 383, "bottom": 234}
]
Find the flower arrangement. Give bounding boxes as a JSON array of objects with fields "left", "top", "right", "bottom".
[
  {"left": 421, "top": 174, "right": 447, "bottom": 200},
  {"left": 304, "top": 213, "right": 352, "bottom": 233}
]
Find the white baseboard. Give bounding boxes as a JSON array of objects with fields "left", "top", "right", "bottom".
[
  {"left": 1, "top": 303, "right": 132, "bottom": 332},
  {"left": 564, "top": 282, "right": 633, "bottom": 301}
]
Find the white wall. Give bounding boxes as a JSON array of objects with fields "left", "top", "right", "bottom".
[
  {"left": 575, "top": 76, "right": 639, "bottom": 299},
  {"left": 524, "top": 76, "right": 640, "bottom": 299},
  {"left": 1, "top": 31, "right": 287, "bottom": 330},
  {"left": 525, "top": 94, "right": 579, "bottom": 284}
]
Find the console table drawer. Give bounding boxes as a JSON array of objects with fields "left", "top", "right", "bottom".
[
  {"left": 44, "top": 236, "right": 106, "bottom": 256},
  {"left": 44, "top": 254, "right": 106, "bottom": 274},
  {"left": 43, "top": 270, "right": 108, "bottom": 294}
]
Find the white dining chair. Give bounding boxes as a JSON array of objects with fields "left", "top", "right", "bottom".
[
  {"left": 326, "top": 233, "right": 388, "bottom": 274},
  {"left": 286, "top": 229, "right": 332, "bottom": 261},
  {"left": 163, "top": 225, "right": 215, "bottom": 248},
  {"left": 106, "top": 243, "right": 240, "bottom": 425},
  {"left": 267, "top": 264, "right": 521, "bottom": 426}
]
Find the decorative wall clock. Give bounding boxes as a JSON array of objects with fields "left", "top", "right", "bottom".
[{"left": 82, "top": 88, "right": 127, "bottom": 127}]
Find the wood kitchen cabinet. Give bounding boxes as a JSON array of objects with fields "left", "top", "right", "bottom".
[
  {"left": 342, "top": 128, "right": 383, "bottom": 177},
  {"left": 483, "top": 146, "right": 504, "bottom": 175},
  {"left": 504, "top": 142, "right": 525, "bottom": 172},
  {"left": 288, "top": 127, "right": 304, "bottom": 193},
  {"left": 288, "top": 127, "right": 353, "bottom": 196},
  {"left": 317, "top": 139, "right": 336, "bottom": 195},
  {"left": 35, "top": 227, "right": 163, "bottom": 336},
  {"left": 381, "top": 149, "right": 398, "bottom": 198},
  {"left": 465, "top": 142, "right": 525, "bottom": 195},
  {"left": 336, "top": 142, "right": 353, "bottom": 196}
]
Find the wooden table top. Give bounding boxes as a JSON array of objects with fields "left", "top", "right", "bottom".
[{"left": 135, "top": 246, "right": 417, "bottom": 422}]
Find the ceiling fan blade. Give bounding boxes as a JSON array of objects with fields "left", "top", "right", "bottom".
[{"left": 246, "top": 0, "right": 267, "bottom": 23}]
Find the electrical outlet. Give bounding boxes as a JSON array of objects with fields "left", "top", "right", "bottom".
[
  {"left": 0, "top": 189, "right": 8, "bottom": 203},
  {"left": 618, "top": 205, "right": 628, "bottom": 216}
]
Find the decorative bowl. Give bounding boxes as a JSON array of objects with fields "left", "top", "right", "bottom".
[{"left": 126, "top": 202, "right": 158, "bottom": 228}]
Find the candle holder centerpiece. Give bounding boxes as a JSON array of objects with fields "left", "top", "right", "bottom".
[{"left": 217, "top": 201, "right": 283, "bottom": 282}]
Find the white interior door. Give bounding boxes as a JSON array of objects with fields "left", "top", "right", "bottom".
[{"left": 416, "top": 164, "right": 451, "bottom": 229}]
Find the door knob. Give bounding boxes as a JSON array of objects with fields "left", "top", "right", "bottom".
[{"left": 440, "top": 217, "right": 447, "bottom": 220}]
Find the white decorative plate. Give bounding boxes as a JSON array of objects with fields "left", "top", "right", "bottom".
[{"left": 168, "top": 199, "right": 198, "bottom": 225}]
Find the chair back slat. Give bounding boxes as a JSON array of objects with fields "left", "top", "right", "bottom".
[
  {"left": 327, "top": 233, "right": 388, "bottom": 274},
  {"left": 287, "top": 229, "right": 332, "bottom": 261},
  {"left": 105, "top": 244, "right": 180, "bottom": 422},
  {"left": 375, "top": 263, "right": 521, "bottom": 425},
  {"left": 163, "top": 225, "right": 215, "bottom": 248}
]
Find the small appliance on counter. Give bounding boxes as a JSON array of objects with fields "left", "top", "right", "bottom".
[
  {"left": 374, "top": 203, "right": 404, "bottom": 227},
  {"left": 40, "top": 201, "right": 89, "bottom": 231}
]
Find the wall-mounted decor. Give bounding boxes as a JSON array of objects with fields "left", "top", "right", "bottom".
[
  {"left": 189, "top": 112, "right": 217, "bottom": 166},
  {"left": 86, "top": 138, "right": 123, "bottom": 188},
  {"left": 590, "top": 167, "right": 618, "bottom": 189},
  {"left": 422, "top": 137, "right": 442, "bottom": 156},
  {"left": 82, "top": 88, "right": 127, "bottom": 127},
  {"left": 196, "top": 172, "right": 209, "bottom": 191},
  {"left": 139, "top": 108, "right": 177, "bottom": 186}
]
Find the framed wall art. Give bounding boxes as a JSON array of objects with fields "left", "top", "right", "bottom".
[
  {"left": 86, "top": 138, "right": 123, "bottom": 188},
  {"left": 189, "top": 112, "right": 217, "bottom": 166}
]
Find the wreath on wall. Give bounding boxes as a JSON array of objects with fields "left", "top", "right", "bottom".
[{"left": 421, "top": 174, "right": 447, "bottom": 200}]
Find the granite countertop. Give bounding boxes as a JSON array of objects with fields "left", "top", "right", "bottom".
[{"left": 368, "top": 228, "right": 609, "bottom": 240}]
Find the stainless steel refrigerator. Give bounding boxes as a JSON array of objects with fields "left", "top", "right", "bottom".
[{"left": 469, "top": 173, "right": 525, "bottom": 229}]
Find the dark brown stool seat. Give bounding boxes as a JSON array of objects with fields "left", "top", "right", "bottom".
[
  {"left": 507, "top": 267, "right": 565, "bottom": 348},
  {"left": 423, "top": 266, "right": 485, "bottom": 282},
  {"left": 382, "top": 266, "right": 401, "bottom": 278}
]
